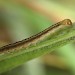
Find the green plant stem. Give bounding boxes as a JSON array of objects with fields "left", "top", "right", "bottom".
[
  {"left": 0, "top": 36, "right": 75, "bottom": 73},
  {"left": 0, "top": 23, "right": 75, "bottom": 73}
]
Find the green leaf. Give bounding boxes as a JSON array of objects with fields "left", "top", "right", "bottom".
[{"left": 0, "top": 23, "right": 75, "bottom": 73}]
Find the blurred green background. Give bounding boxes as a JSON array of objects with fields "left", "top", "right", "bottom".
[{"left": 0, "top": 0, "right": 75, "bottom": 75}]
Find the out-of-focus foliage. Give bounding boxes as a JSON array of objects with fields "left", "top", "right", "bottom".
[{"left": 0, "top": 0, "right": 75, "bottom": 75}]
